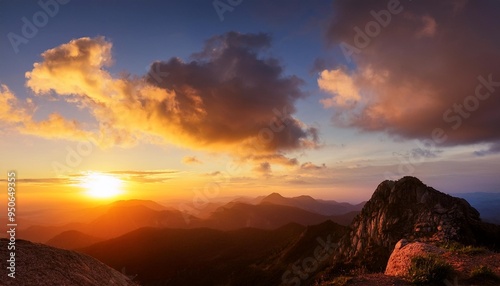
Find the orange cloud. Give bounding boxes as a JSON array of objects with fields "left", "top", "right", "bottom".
[
  {"left": 182, "top": 156, "right": 202, "bottom": 165},
  {"left": 0, "top": 84, "right": 30, "bottom": 124},
  {"left": 0, "top": 84, "right": 92, "bottom": 140},
  {"left": 22, "top": 113, "right": 93, "bottom": 141},
  {"left": 318, "top": 69, "right": 360, "bottom": 108},
  {"left": 19, "top": 34, "right": 317, "bottom": 163}
]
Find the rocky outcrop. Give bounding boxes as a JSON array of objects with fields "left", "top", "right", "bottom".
[
  {"left": 0, "top": 238, "right": 137, "bottom": 286},
  {"left": 331, "top": 176, "right": 500, "bottom": 271},
  {"left": 384, "top": 239, "right": 444, "bottom": 277},
  {"left": 384, "top": 239, "right": 500, "bottom": 285}
]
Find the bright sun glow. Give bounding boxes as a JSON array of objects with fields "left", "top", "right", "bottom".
[{"left": 80, "top": 172, "right": 124, "bottom": 199}]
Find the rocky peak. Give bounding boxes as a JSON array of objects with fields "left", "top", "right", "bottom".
[
  {"left": 331, "top": 176, "right": 500, "bottom": 272},
  {"left": 261, "top": 192, "right": 287, "bottom": 202}
]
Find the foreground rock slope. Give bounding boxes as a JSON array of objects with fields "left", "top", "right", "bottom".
[
  {"left": 0, "top": 238, "right": 136, "bottom": 286},
  {"left": 385, "top": 239, "right": 500, "bottom": 282}
]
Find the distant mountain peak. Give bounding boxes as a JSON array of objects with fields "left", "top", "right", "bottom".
[
  {"left": 265, "top": 192, "right": 285, "bottom": 199},
  {"left": 260, "top": 193, "right": 290, "bottom": 205},
  {"left": 259, "top": 192, "right": 364, "bottom": 217},
  {"left": 46, "top": 230, "right": 103, "bottom": 250},
  {"left": 294, "top": 195, "right": 316, "bottom": 201},
  {"left": 106, "top": 199, "right": 167, "bottom": 211}
]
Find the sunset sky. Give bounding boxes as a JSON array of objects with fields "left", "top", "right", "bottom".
[{"left": 1, "top": 0, "right": 499, "bottom": 209}]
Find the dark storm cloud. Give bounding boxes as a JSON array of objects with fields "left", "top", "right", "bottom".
[
  {"left": 320, "top": 0, "right": 500, "bottom": 146},
  {"left": 147, "top": 32, "right": 318, "bottom": 155}
]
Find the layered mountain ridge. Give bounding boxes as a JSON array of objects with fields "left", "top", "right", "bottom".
[{"left": 8, "top": 176, "right": 500, "bottom": 285}]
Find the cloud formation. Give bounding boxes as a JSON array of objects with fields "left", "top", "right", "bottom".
[
  {"left": 182, "top": 156, "right": 202, "bottom": 165},
  {"left": 300, "top": 162, "right": 326, "bottom": 170},
  {"left": 0, "top": 84, "right": 30, "bottom": 124},
  {"left": 146, "top": 32, "right": 318, "bottom": 154},
  {"left": 249, "top": 154, "right": 298, "bottom": 167},
  {"left": 9, "top": 33, "right": 317, "bottom": 164},
  {"left": 320, "top": 0, "right": 500, "bottom": 148},
  {"left": 105, "top": 170, "right": 178, "bottom": 183},
  {"left": 253, "top": 162, "right": 271, "bottom": 174},
  {"left": 0, "top": 84, "right": 93, "bottom": 140}
]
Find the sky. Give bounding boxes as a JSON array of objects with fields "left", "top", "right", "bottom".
[{"left": 1, "top": 0, "right": 499, "bottom": 209}]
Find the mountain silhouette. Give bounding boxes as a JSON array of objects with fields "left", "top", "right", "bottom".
[
  {"left": 23, "top": 196, "right": 358, "bottom": 244},
  {"left": 46, "top": 230, "right": 103, "bottom": 250},
  {"left": 16, "top": 180, "right": 500, "bottom": 285},
  {"left": 260, "top": 193, "right": 365, "bottom": 216},
  {"left": 19, "top": 201, "right": 196, "bottom": 242},
  {"left": 201, "top": 202, "right": 354, "bottom": 230},
  {"left": 455, "top": 192, "right": 500, "bottom": 224},
  {"left": 79, "top": 221, "right": 347, "bottom": 285}
]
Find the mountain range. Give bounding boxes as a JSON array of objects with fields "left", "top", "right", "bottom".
[
  {"left": 79, "top": 221, "right": 347, "bottom": 285},
  {"left": 18, "top": 193, "right": 363, "bottom": 246},
  {"left": 455, "top": 192, "right": 500, "bottom": 224},
  {"left": 9, "top": 177, "right": 500, "bottom": 285}
]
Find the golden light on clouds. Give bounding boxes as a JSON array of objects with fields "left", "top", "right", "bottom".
[
  {"left": 4, "top": 35, "right": 317, "bottom": 160},
  {"left": 79, "top": 172, "right": 124, "bottom": 199}
]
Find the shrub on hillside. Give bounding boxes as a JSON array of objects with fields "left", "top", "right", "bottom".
[
  {"left": 408, "top": 254, "right": 454, "bottom": 284},
  {"left": 467, "top": 265, "right": 500, "bottom": 285},
  {"left": 439, "top": 241, "right": 489, "bottom": 255}
]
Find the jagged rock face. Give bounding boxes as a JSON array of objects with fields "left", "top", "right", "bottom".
[
  {"left": 0, "top": 239, "right": 136, "bottom": 286},
  {"left": 332, "top": 176, "right": 497, "bottom": 271}
]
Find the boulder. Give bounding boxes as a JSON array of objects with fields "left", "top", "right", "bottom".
[{"left": 385, "top": 239, "right": 444, "bottom": 277}]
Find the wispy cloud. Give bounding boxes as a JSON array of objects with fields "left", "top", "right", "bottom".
[
  {"left": 300, "top": 162, "right": 326, "bottom": 170},
  {"left": 474, "top": 142, "right": 500, "bottom": 157},
  {"left": 0, "top": 85, "right": 93, "bottom": 141},
  {"left": 106, "top": 170, "right": 179, "bottom": 175},
  {"left": 253, "top": 162, "right": 272, "bottom": 175},
  {"left": 248, "top": 154, "right": 298, "bottom": 166},
  {"left": 106, "top": 170, "right": 180, "bottom": 183},
  {"left": 182, "top": 156, "right": 202, "bottom": 165},
  {"left": 0, "top": 177, "right": 75, "bottom": 185}
]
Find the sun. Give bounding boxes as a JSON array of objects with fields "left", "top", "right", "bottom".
[{"left": 80, "top": 172, "right": 124, "bottom": 199}]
